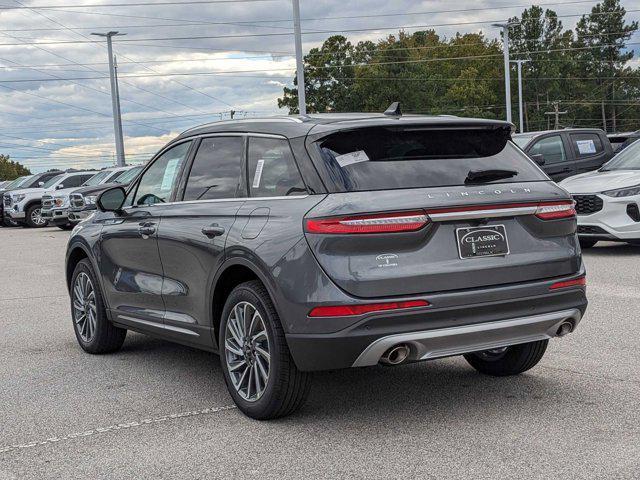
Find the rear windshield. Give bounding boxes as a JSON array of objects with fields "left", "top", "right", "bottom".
[{"left": 315, "top": 127, "right": 547, "bottom": 192}]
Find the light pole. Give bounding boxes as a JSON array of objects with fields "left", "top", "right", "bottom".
[
  {"left": 291, "top": 0, "right": 306, "bottom": 115},
  {"left": 511, "top": 59, "right": 529, "bottom": 133},
  {"left": 493, "top": 22, "right": 519, "bottom": 125},
  {"left": 91, "top": 31, "right": 126, "bottom": 166}
]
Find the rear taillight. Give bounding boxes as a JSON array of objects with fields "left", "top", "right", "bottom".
[
  {"left": 535, "top": 201, "right": 576, "bottom": 220},
  {"left": 549, "top": 276, "right": 586, "bottom": 290},
  {"left": 305, "top": 210, "right": 429, "bottom": 234},
  {"left": 308, "top": 300, "right": 429, "bottom": 317}
]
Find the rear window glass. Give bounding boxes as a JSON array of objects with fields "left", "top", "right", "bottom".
[
  {"left": 570, "top": 133, "right": 603, "bottom": 157},
  {"left": 316, "top": 127, "right": 547, "bottom": 192}
]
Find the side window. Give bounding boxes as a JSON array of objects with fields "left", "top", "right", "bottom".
[
  {"left": 183, "top": 137, "right": 243, "bottom": 201},
  {"left": 132, "top": 141, "right": 191, "bottom": 206},
  {"left": 65, "top": 174, "right": 93, "bottom": 188},
  {"left": 248, "top": 137, "right": 306, "bottom": 197},
  {"left": 529, "top": 135, "right": 566, "bottom": 164},
  {"left": 570, "top": 133, "right": 603, "bottom": 157}
]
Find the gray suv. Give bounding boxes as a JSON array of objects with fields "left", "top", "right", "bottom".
[{"left": 65, "top": 112, "right": 588, "bottom": 419}]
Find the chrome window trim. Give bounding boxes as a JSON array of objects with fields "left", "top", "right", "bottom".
[{"left": 122, "top": 194, "right": 311, "bottom": 211}]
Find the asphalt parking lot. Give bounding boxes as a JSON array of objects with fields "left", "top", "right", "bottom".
[{"left": 0, "top": 226, "right": 638, "bottom": 479}]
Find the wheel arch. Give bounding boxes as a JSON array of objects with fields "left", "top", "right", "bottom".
[{"left": 210, "top": 257, "right": 280, "bottom": 349}]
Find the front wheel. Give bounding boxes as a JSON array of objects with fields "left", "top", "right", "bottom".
[
  {"left": 464, "top": 340, "right": 548, "bottom": 376},
  {"left": 25, "top": 204, "right": 47, "bottom": 228},
  {"left": 71, "top": 259, "right": 126, "bottom": 353},
  {"left": 219, "top": 280, "right": 311, "bottom": 420},
  {"left": 57, "top": 223, "right": 74, "bottom": 231}
]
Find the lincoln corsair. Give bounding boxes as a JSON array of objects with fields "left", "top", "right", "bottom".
[{"left": 65, "top": 109, "right": 588, "bottom": 419}]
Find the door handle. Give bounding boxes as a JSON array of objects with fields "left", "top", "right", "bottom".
[
  {"left": 138, "top": 222, "right": 156, "bottom": 237},
  {"left": 201, "top": 224, "right": 225, "bottom": 238}
]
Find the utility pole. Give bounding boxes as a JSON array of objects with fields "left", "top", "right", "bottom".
[
  {"left": 545, "top": 101, "right": 568, "bottom": 130},
  {"left": 510, "top": 59, "right": 529, "bottom": 133},
  {"left": 91, "top": 31, "right": 126, "bottom": 166},
  {"left": 493, "top": 22, "right": 519, "bottom": 124},
  {"left": 291, "top": 0, "right": 306, "bottom": 115}
]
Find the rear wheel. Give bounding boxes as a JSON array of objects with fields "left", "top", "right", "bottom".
[
  {"left": 57, "top": 223, "right": 74, "bottom": 230},
  {"left": 219, "top": 280, "right": 311, "bottom": 420},
  {"left": 463, "top": 340, "right": 548, "bottom": 376},
  {"left": 25, "top": 204, "right": 47, "bottom": 228},
  {"left": 71, "top": 259, "right": 126, "bottom": 354},
  {"left": 579, "top": 238, "right": 597, "bottom": 249}
]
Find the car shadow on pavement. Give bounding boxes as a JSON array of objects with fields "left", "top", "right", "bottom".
[
  {"left": 113, "top": 333, "right": 575, "bottom": 426},
  {"left": 584, "top": 242, "right": 639, "bottom": 256}
]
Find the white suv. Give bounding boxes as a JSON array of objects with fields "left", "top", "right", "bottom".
[
  {"left": 4, "top": 171, "right": 96, "bottom": 228},
  {"left": 42, "top": 167, "right": 131, "bottom": 230},
  {"left": 560, "top": 138, "right": 640, "bottom": 247}
]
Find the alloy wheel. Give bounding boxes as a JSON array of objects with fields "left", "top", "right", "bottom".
[
  {"left": 31, "top": 207, "right": 46, "bottom": 227},
  {"left": 224, "top": 301, "right": 271, "bottom": 402},
  {"left": 73, "top": 272, "right": 97, "bottom": 342}
]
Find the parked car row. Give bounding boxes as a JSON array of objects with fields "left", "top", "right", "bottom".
[{"left": 1, "top": 165, "right": 143, "bottom": 229}]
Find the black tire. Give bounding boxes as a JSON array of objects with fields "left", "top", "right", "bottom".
[
  {"left": 57, "top": 223, "right": 74, "bottom": 231},
  {"left": 2, "top": 217, "right": 18, "bottom": 227},
  {"left": 25, "top": 204, "right": 47, "bottom": 228},
  {"left": 579, "top": 238, "right": 597, "bottom": 249},
  {"left": 463, "top": 340, "right": 548, "bottom": 376},
  {"left": 219, "top": 280, "right": 311, "bottom": 420},
  {"left": 70, "top": 259, "right": 126, "bottom": 354}
]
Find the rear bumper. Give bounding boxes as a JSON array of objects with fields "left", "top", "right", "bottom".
[
  {"left": 351, "top": 308, "right": 581, "bottom": 367},
  {"left": 286, "top": 281, "right": 587, "bottom": 371}
]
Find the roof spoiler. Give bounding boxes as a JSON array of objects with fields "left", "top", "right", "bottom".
[{"left": 383, "top": 102, "right": 402, "bottom": 116}]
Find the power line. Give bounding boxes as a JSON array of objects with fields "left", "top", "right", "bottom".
[
  {"left": 8, "top": 3, "right": 225, "bottom": 115},
  {"left": 0, "top": 0, "right": 616, "bottom": 33},
  {"left": 0, "top": 0, "right": 282, "bottom": 10},
  {"left": 1, "top": 8, "right": 638, "bottom": 47},
  {"left": 0, "top": 0, "right": 623, "bottom": 28},
  {"left": 2, "top": 40, "right": 638, "bottom": 84}
]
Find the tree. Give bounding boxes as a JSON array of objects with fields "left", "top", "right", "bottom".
[
  {"left": 574, "top": 0, "right": 638, "bottom": 132},
  {"left": 277, "top": 35, "right": 376, "bottom": 113},
  {"left": 508, "top": 6, "right": 573, "bottom": 130},
  {"left": 0, "top": 154, "right": 31, "bottom": 181}
]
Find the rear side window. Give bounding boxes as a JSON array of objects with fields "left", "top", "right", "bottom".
[
  {"left": 64, "top": 174, "right": 94, "bottom": 188},
  {"left": 316, "top": 127, "right": 546, "bottom": 192},
  {"left": 248, "top": 137, "right": 306, "bottom": 197},
  {"left": 570, "top": 133, "right": 603, "bottom": 157},
  {"left": 183, "top": 137, "right": 243, "bottom": 201},
  {"left": 528, "top": 135, "right": 566, "bottom": 164}
]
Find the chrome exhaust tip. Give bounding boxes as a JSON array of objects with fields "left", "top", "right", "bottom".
[
  {"left": 556, "top": 321, "right": 574, "bottom": 337},
  {"left": 379, "top": 344, "right": 410, "bottom": 365}
]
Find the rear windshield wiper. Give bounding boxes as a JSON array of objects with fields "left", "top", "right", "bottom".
[{"left": 465, "top": 169, "right": 518, "bottom": 184}]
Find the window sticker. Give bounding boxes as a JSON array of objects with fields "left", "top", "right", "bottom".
[
  {"left": 252, "top": 159, "right": 265, "bottom": 188},
  {"left": 576, "top": 139, "right": 596, "bottom": 155},
  {"left": 161, "top": 158, "right": 180, "bottom": 190},
  {"left": 335, "top": 150, "right": 370, "bottom": 168}
]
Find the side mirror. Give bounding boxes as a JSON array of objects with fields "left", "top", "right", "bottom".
[
  {"left": 56, "top": 183, "right": 64, "bottom": 190},
  {"left": 97, "top": 186, "right": 126, "bottom": 213},
  {"left": 530, "top": 154, "right": 546, "bottom": 166},
  {"left": 38, "top": 182, "right": 45, "bottom": 187}
]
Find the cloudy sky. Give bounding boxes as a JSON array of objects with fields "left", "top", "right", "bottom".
[{"left": 0, "top": 0, "right": 638, "bottom": 173}]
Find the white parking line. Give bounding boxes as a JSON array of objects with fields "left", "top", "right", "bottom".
[{"left": 0, "top": 405, "right": 236, "bottom": 455}]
